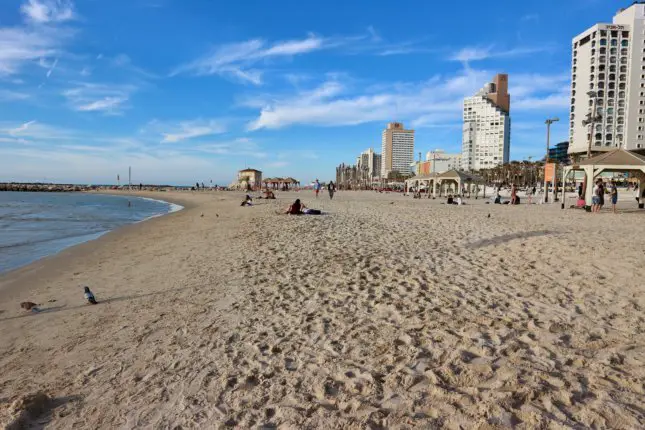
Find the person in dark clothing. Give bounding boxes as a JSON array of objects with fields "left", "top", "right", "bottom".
[
  {"left": 327, "top": 181, "right": 336, "bottom": 200},
  {"left": 286, "top": 199, "right": 305, "bottom": 214}
]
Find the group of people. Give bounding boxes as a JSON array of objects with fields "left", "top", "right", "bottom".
[
  {"left": 591, "top": 179, "right": 618, "bottom": 213},
  {"left": 313, "top": 179, "right": 336, "bottom": 200}
]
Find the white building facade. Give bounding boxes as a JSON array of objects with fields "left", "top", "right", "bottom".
[
  {"left": 381, "top": 122, "right": 415, "bottom": 178},
  {"left": 569, "top": 3, "right": 645, "bottom": 155},
  {"left": 425, "top": 150, "right": 462, "bottom": 173},
  {"left": 461, "top": 74, "right": 511, "bottom": 171}
]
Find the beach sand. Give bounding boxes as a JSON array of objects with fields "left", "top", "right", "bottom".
[{"left": 1, "top": 190, "right": 644, "bottom": 428}]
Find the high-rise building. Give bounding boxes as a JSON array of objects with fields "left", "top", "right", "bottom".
[
  {"left": 569, "top": 3, "right": 645, "bottom": 155},
  {"left": 357, "top": 148, "right": 382, "bottom": 179},
  {"left": 381, "top": 122, "right": 415, "bottom": 178},
  {"left": 461, "top": 74, "right": 511, "bottom": 171}
]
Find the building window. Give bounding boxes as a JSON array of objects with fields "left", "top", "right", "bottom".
[
  {"left": 622, "top": 40, "right": 629, "bottom": 47},
  {"left": 599, "top": 39, "right": 607, "bottom": 46}
]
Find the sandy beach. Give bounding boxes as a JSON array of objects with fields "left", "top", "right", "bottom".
[{"left": 1, "top": 190, "right": 644, "bottom": 428}]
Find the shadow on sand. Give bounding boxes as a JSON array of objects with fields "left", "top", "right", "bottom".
[
  {"left": 0, "top": 286, "right": 193, "bottom": 323},
  {"left": 467, "top": 230, "right": 559, "bottom": 249}
]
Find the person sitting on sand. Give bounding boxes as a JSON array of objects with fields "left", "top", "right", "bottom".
[
  {"left": 84, "top": 286, "right": 98, "bottom": 305},
  {"left": 446, "top": 195, "right": 454, "bottom": 205},
  {"left": 240, "top": 194, "right": 253, "bottom": 206},
  {"left": 286, "top": 199, "right": 305, "bottom": 215},
  {"left": 263, "top": 190, "right": 276, "bottom": 199}
]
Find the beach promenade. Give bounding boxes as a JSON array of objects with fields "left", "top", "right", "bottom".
[{"left": 1, "top": 191, "right": 644, "bottom": 428}]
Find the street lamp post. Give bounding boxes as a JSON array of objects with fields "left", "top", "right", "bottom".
[{"left": 544, "top": 117, "right": 559, "bottom": 203}]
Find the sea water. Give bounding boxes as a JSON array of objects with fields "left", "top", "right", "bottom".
[{"left": 0, "top": 192, "right": 182, "bottom": 274}]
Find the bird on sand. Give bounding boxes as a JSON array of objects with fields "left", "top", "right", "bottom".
[
  {"left": 20, "top": 302, "right": 39, "bottom": 311},
  {"left": 83, "top": 286, "right": 98, "bottom": 305}
]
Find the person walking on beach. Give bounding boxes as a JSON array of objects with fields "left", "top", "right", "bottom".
[
  {"left": 314, "top": 179, "right": 321, "bottom": 198},
  {"left": 510, "top": 183, "right": 517, "bottom": 205},
  {"left": 592, "top": 179, "right": 602, "bottom": 212},
  {"left": 610, "top": 180, "right": 618, "bottom": 214},
  {"left": 327, "top": 181, "right": 336, "bottom": 200}
]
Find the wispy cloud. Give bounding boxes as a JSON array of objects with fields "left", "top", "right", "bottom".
[
  {"left": 62, "top": 82, "right": 135, "bottom": 114},
  {"left": 245, "top": 68, "right": 570, "bottom": 131},
  {"left": 0, "top": 27, "right": 66, "bottom": 76},
  {"left": 139, "top": 118, "right": 228, "bottom": 143},
  {"left": 449, "top": 45, "right": 550, "bottom": 63},
  {"left": 0, "top": 89, "right": 31, "bottom": 101},
  {"left": 172, "top": 34, "right": 328, "bottom": 84},
  {"left": 157, "top": 119, "right": 227, "bottom": 143},
  {"left": 21, "top": 0, "right": 76, "bottom": 24},
  {"left": 6, "top": 120, "right": 37, "bottom": 135},
  {"left": 245, "top": 69, "right": 484, "bottom": 131}
]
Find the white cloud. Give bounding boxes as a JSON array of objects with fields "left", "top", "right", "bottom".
[
  {"left": 449, "top": 45, "right": 550, "bottom": 63},
  {"left": 7, "top": 120, "right": 36, "bottom": 135},
  {"left": 21, "top": 0, "right": 76, "bottom": 24},
  {"left": 77, "top": 96, "right": 128, "bottom": 112},
  {"left": 246, "top": 69, "right": 487, "bottom": 131},
  {"left": 158, "top": 119, "right": 227, "bottom": 143},
  {"left": 172, "top": 34, "right": 326, "bottom": 84},
  {"left": 245, "top": 68, "right": 570, "bottom": 130},
  {"left": 0, "top": 27, "right": 65, "bottom": 76},
  {"left": 62, "top": 82, "right": 135, "bottom": 114},
  {"left": 0, "top": 89, "right": 30, "bottom": 101},
  {"left": 45, "top": 57, "right": 58, "bottom": 78}
]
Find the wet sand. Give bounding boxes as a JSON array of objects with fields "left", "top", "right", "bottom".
[{"left": 1, "top": 190, "right": 644, "bottom": 428}]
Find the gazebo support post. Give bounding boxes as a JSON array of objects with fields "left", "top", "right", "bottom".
[
  {"left": 639, "top": 174, "right": 645, "bottom": 209},
  {"left": 561, "top": 168, "right": 569, "bottom": 209},
  {"left": 584, "top": 165, "right": 595, "bottom": 208}
]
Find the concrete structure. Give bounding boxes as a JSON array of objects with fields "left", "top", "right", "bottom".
[
  {"left": 234, "top": 168, "right": 262, "bottom": 190},
  {"left": 569, "top": 3, "right": 645, "bottom": 155},
  {"left": 548, "top": 141, "right": 571, "bottom": 164},
  {"left": 461, "top": 74, "right": 511, "bottom": 171},
  {"left": 381, "top": 122, "right": 415, "bottom": 178},
  {"left": 357, "top": 148, "right": 382, "bottom": 179},
  {"left": 405, "top": 170, "right": 485, "bottom": 198}
]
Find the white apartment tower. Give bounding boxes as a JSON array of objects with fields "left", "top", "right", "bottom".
[
  {"left": 570, "top": 3, "right": 645, "bottom": 155},
  {"left": 381, "top": 122, "right": 415, "bottom": 178},
  {"left": 358, "top": 148, "right": 382, "bottom": 179},
  {"left": 461, "top": 74, "right": 511, "bottom": 171}
]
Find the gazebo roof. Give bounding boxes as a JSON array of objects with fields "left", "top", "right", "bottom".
[
  {"left": 438, "top": 169, "right": 485, "bottom": 183},
  {"left": 240, "top": 168, "right": 262, "bottom": 173},
  {"left": 578, "top": 149, "right": 645, "bottom": 166}
]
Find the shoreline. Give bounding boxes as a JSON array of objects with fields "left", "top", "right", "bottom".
[{"left": 0, "top": 191, "right": 193, "bottom": 299}]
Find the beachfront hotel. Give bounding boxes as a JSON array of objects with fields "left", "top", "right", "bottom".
[
  {"left": 461, "top": 74, "right": 511, "bottom": 171},
  {"left": 381, "top": 122, "right": 415, "bottom": 178},
  {"left": 569, "top": 3, "right": 645, "bottom": 155}
]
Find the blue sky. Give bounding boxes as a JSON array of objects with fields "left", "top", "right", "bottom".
[{"left": 0, "top": 0, "right": 619, "bottom": 185}]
